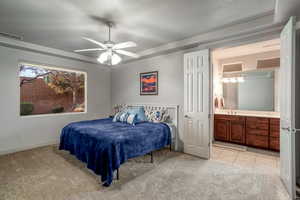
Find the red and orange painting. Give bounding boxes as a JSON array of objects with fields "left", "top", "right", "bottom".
[{"left": 140, "top": 71, "right": 158, "bottom": 95}]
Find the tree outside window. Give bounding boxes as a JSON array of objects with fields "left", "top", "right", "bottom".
[{"left": 19, "top": 64, "right": 86, "bottom": 116}]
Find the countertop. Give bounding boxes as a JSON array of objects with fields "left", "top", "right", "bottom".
[{"left": 214, "top": 109, "right": 280, "bottom": 118}]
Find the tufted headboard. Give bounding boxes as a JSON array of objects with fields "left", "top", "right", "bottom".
[{"left": 113, "top": 103, "right": 179, "bottom": 128}]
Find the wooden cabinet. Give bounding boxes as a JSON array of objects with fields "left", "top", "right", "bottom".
[
  {"left": 269, "top": 118, "right": 280, "bottom": 151},
  {"left": 214, "top": 119, "right": 229, "bottom": 141},
  {"left": 246, "top": 134, "right": 269, "bottom": 149},
  {"left": 214, "top": 114, "right": 280, "bottom": 151},
  {"left": 214, "top": 115, "right": 245, "bottom": 144},
  {"left": 230, "top": 119, "right": 245, "bottom": 144},
  {"left": 246, "top": 117, "right": 269, "bottom": 149}
]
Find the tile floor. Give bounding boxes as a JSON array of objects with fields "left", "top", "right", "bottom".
[{"left": 211, "top": 145, "right": 280, "bottom": 174}]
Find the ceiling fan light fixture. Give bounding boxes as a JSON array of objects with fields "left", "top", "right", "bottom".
[
  {"left": 97, "top": 51, "right": 122, "bottom": 66},
  {"left": 97, "top": 52, "right": 109, "bottom": 64},
  {"left": 111, "top": 53, "right": 122, "bottom": 65},
  {"left": 76, "top": 22, "right": 138, "bottom": 66}
]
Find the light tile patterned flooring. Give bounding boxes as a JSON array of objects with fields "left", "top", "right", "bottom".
[{"left": 211, "top": 145, "right": 280, "bottom": 173}]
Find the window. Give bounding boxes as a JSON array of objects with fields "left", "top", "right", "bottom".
[
  {"left": 19, "top": 63, "right": 86, "bottom": 116},
  {"left": 222, "top": 63, "right": 243, "bottom": 73}
]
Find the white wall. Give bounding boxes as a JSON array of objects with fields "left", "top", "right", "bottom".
[
  {"left": 218, "top": 50, "right": 280, "bottom": 71},
  {"left": 111, "top": 51, "right": 184, "bottom": 149},
  {"left": 0, "top": 45, "right": 111, "bottom": 155}
]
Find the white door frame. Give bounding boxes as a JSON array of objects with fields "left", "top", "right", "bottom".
[
  {"left": 206, "top": 19, "right": 300, "bottom": 200},
  {"left": 206, "top": 36, "right": 283, "bottom": 149},
  {"left": 207, "top": 23, "right": 300, "bottom": 131}
]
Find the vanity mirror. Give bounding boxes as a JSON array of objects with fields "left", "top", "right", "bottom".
[{"left": 222, "top": 68, "right": 279, "bottom": 112}]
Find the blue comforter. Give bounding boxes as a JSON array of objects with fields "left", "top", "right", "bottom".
[{"left": 59, "top": 118, "right": 171, "bottom": 186}]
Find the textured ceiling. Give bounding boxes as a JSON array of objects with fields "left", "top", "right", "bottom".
[{"left": 0, "top": 0, "right": 275, "bottom": 57}]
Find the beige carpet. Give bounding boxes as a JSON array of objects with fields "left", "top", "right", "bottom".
[{"left": 0, "top": 145, "right": 289, "bottom": 200}]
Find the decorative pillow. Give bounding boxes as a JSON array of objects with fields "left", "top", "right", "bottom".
[
  {"left": 144, "top": 109, "right": 151, "bottom": 119},
  {"left": 113, "top": 104, "right": 128, "bottom": 115},
  {"left": 153, "top": 110, "right": 165, "bottom": 122},
  {"left": 119, "top": 112, "right": 129, "bottom": 123},
  {"left": 113, "top": 111, "right": 123, "bottom": 122},
  {"left": 145, "top": 108, "right": 169, "bottom": 123},
  {"left": 126, "top": 107, "right": 148, "bottom": 122},
  {"left": 126, "top": 113, "right": 138, "bottom": 125}
]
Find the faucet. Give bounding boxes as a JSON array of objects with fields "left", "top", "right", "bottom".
[{"left": 229, "top": 110, "right": 236, "bottom": 115}]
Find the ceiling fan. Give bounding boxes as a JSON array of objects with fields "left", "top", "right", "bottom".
[{"left": 74, "top": 22, "right": 139, "bottom": 66}]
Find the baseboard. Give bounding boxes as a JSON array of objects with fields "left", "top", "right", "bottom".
[{"left": 0, "top": 140, "right": 59, "bottom": 156}]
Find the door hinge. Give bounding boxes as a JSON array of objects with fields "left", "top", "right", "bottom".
[
  {"left": 281, "top": 127, "right": 300, "bottom": 133},
  {"left": 292, "top": 128, "right": 300, "bottom": 133}
]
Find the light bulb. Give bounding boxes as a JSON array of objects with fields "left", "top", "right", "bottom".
[
  {"left": 97, "top": 52, "right": 109, "bottom": 64},
  {"left": 230, "top": 78, "right": 237, "bottom": 83},
  {"left": 111, "top": 53, "right": 122, "bottom": 65},
  {"left": 222, "top": 78, "right": 230, "bottom": 83},
  {"left": 237, "top": 77, "right": 245, "bottom": 82},
  {"left": 97, "top": 51, "right": 122, "bottom": 65}
]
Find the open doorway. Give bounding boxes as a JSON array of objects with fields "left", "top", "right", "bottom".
[{"left": 210, "top": 39, "right": 281, "bottom": 173}]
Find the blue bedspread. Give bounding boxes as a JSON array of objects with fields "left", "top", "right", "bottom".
[{"left": 59, "top": 118, "right": 171, "bottom": 186}]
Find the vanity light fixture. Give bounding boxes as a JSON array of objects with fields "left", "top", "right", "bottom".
[
  {"left": 230, "top": 78, "right": 237, "bottom": 83},
  {"left": 222, "top": 77, "right": 244, "bottom": 83},
  {"left": 237, "top": 77, "right": 245, "bottom": 82},
  {"left": 222, "top": 78, "right": 230, "bottom": 83}
]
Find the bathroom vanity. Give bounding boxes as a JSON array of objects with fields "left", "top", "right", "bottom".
[
  {"left": 214, "top": 112, "right": 280, "bottom": 151},
  {"left": 213, "top": 62, "right": 280, "bottom": 152}
]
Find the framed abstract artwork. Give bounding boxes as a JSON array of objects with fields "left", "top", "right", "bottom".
[{"left": 140, "top": 71, "right": 158, "bottom": 95}]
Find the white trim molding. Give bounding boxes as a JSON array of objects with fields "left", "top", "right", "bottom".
[
  {"left": 0, "top": 35, "right": 108, "bottom": 69},
  {"left": 122, "top": 11, "right": 283, "bottom": 64}
]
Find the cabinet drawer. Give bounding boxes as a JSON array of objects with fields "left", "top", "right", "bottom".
[
  {"left": 270, "top": 137, "right": 280, "bottom": 151},
  {"left": 246, "top": 128, "right": 268, "bottom": 136},
  {"left": 214, "top": 114, "right": 245, "bottom": 122},
  {"left": 229, "top": 116, "right": 245, "bottom": 122},
  {"left": 214, "top": 114, "right": 230, "bottom": 120},
  {"left": 270, "top": 124, "right": 280, "bottom": 137},
  {"left": 246, "top": 122, "right": 269, "bottom": 130},
  {"left": 246, "top": 134, "right": 269, "bottom": 149},
  {"left": 246, "top": 117, "right": 269, "bottom": 124}
]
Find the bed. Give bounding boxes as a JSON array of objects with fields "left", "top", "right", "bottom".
[{"left": 59, "top": 104, "right": 178, "bottom": 186}]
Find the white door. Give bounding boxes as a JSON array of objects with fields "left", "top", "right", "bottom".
[
  {"left": 280, "top": 16, "right": 296, "bottom": 199},
  {"left": 183, "top": 49, "right": 210, "bottom": 159}
]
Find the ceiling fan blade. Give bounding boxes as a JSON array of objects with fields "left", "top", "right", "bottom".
[
  {"left": 113, "top": 41, "right": 137, "bottom": 50},
  {"left": 82, "top": 37, "right": 107, "bottom": 49},
  {"left": 115, "top": 50, "right": 140, "bottom": 58},
  {"left": 74, "top": 48, "right": 105, "bottom": 52}
]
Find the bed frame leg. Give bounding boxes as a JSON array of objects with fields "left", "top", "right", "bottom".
[
  {"left": 150, "top": 152, "right": 153, "bottom": 163},
  {"left": 116, "top": 168, "right": 119, "bottom": 180}
]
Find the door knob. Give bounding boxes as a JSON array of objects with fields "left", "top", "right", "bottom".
[{"left": 184, "top": 115, "right": 189, "bottom": 118}]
